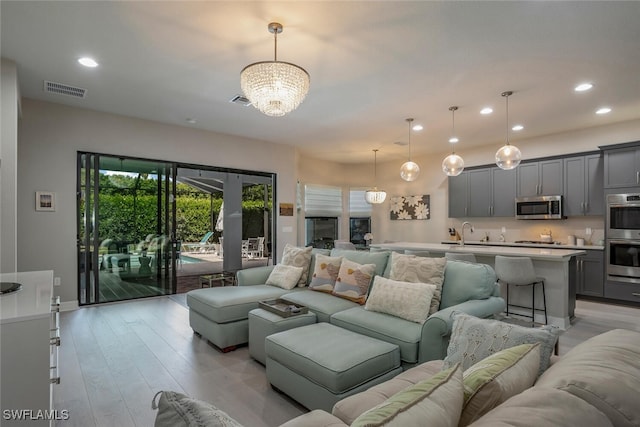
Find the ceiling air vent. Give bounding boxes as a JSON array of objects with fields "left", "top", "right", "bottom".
[
  {"left": 229, "top": 94, "right": 251, "bottom": 106},
  {"left": 44, "top": 80, "right": 87, "bottom": 98}
]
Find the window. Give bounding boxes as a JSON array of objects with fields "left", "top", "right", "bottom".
[
  {"left": 304, "top": 184, "right": 342, "bottom": 216},
  {"left": 349, "top": 189, "right": 371, "bottom": 247}
]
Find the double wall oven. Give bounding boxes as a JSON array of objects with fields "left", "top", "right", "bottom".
[{"left": 606, "top": 193, "right": 640, "bottom": 285}]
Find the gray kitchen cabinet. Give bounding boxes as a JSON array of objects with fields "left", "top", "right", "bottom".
[
  {"left": 576, "top": 249, "right": 604, "bottom": 297},
  {"left": 603, "top": 145, "right": 640, "bottom": 189},
  {"left": 448, "top": 171, "right": 469, "bottom": 218},
  {"left": 563, "top": 153, "right": 604, "bottom": 216},
  {"left": 491, "top": 167, "right": 517, "bottom": 216},
  {"left": 449, "top": 167, "right": 516, "bottom": 218},
  {"left": 468, "top": 169, "right": 492, "bottom": 217},
  {"left": 517, "top": 159, "right": 563, "bottom": 197}
]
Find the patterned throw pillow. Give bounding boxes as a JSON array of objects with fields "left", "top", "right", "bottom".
[
  {"left": 309, "top": 254, "right": 342, "bottom": 293},
  {"left": 365, "top": 276, "right": 437, "bottom": 324},
  {"left": 389, "top": 252, "right": 447, "bottom": 315},
  {"left": 443, "top": 312, "right": 560, "bottom": 377},
  {"left": 351, "top": 364, "right": 463, "bottom": 427},
  {"left": 280, "top": 244, "right": 313, "bottom": 287},
  {"left": 332, "top": 258, "right": 376, "bottom": 304},
  {"left": 265, "top": 264, "right": 304, "bottom": 290},
  {"left": 152, "top": 390, "right": 243, "bottom": 427},
  {"left": 460, "top": 343, "right": 541, "bottom": 426}
]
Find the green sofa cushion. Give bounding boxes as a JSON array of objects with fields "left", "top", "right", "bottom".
[
  {"left": 330, "top": 307, "right": 422, "bottom": 364},
  {"left": 440, "top": 261, "right": 497, "bottom": 309},
  {"left": 187, "top": 285, "right": 298, "bottom": 323},
  {"left": 330, "top": 249, "right": 390, "bottom": 278},
  {"left": 282, "top": 290, "right": 359, "bottom": 323}
]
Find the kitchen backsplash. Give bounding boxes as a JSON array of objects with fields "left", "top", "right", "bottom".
[{"left": 447, "top": 216, "right": 605, "bottom": 246}]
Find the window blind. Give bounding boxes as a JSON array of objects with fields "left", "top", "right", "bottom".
[{"left": 304, "top": 184, "right": 342, "bottom": 216}]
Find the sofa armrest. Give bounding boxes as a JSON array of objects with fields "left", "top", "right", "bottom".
[
  {"left": 236, "top": 265, "right": 275, "bottom": 286},
  {"left": 418, "top": 296, "right": 506, "bottom": 363},
  {"left": 279, "top": 410, "right": 347, "bottom": 427}
]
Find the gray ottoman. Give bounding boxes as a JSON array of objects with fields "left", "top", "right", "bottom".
[
  {"left": 248, "top": 308, "right": 317, "bottom": 365},
  {"left": 265, "top": 323, "right": 402, "bottom": 412}
]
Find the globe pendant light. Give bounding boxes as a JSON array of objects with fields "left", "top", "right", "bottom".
[
  {"left": 365, "top": 149, "right": 387, "bottom": 204},
  {"left": 442, "top": 106, "right": 465, "bottom": 176},
  {"left": 495, "top": 91, "right": 522, "bottom": 170},
  {"left": 240, "top": 22, "right": 310, "bottom": 117},
  {"left": 400, "top": 118, "right": 420, "bottom": 181}
]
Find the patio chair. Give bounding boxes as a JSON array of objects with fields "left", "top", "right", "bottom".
[
  {"left": 182, "top": 231, "right": 214, "bottom": 253},
  {"left": 244, "top": 237, "right": 264, "bottom": 258}
]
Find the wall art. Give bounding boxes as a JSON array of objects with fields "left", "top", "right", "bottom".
[{"left": 390, "top": 195, "right": 430, "bottom": 220}]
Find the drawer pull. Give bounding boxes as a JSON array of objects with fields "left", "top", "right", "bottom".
[
  {"left": 50, "top": 377, "right": 61, "bottom": 385},
  {"left": 50, "top": 337, "right": 61, "bottom": 346},
  {"left": 632, "top": 293, "right": 640, "bottom": 298}
]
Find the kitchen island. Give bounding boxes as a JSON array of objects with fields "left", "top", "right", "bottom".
[{"left": 370, "top": 242, "right": 586, "bottom": 329}]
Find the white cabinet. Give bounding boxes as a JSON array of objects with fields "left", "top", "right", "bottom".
[{"left": 1, "top": 271, "right": 59, "bottom": 426}]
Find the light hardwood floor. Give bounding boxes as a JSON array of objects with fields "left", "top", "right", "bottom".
[{"left": 53, "top": 296, "right": 640, "bottom": 427}]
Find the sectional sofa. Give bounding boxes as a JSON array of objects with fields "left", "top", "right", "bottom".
[
  {"left": 278, "top": 328, "right": 640, "bottom": 427},
  {"left": 186, "top": 247, "right": 506, "bottom": 366}
]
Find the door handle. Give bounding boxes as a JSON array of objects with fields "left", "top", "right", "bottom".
[{"left": 637, "top": 171, "right": 639, "bottom": 184}]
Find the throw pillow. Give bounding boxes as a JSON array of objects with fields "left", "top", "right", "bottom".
[
  {"left": 365, "top": 276, "right": 437, "bottom": 324},
  {"left": 309, "top": 254, "right": 342, "bottom": 293},
  {"left": 265, "top": 264, "right": 304, "bottom": 290},
  {"left": 281, "top": 244, "right": 313, "bottom": 287},
  {"left": 460, "top": 343, "right": 541, "bottom": 426},
  {"left": 152, "top": 390, "right": 243, "bottom": 427},
  {"left": 351, "top": 363, "right": 463, "bottom": 427},
  {"left": 332, "top": 258, "right": 376, "bottom": 304},
  {"left": 389, "top": 252, "right": 446, "bottom": 315},
  {"left": 443, "top": 312, "right": 560, "bottom": 377}
]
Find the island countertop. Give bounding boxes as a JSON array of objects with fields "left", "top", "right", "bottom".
[{"left": 370, "top": 242, "right": 586, "bottom": 260}]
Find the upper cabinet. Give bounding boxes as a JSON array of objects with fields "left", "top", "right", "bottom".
[
  {"left": 517, "top": 159, "right": 563, "bottom": 197},
  {"left": 564, "top": 154, "right": 604, "bottom": 216},
  {"left": 448, "top": 167, "right": 516, "bottom": 218},
  {"left": 448, "top": 172, "right": 469, "bottom": 218},
  {"left": 603, "top": 145, "right": 640, "bottom": 189},
  {"left": 448, "top": 151, "right": 604, "bottom": 219}
]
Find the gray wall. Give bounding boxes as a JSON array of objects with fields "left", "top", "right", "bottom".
[{"left": 17, "top": 99, "right": 298, "bottom": 307}]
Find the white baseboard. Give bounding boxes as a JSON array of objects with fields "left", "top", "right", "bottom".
[{"left": 60, "top": 300, "right": 79, "bottom": 311}]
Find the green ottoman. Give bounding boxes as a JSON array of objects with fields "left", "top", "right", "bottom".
[
  {"left": 265, "top": 323, "right": 401, "bottom": 412},
  {"left": 248, "top": 308, "right": 317, "bottom": 365}
]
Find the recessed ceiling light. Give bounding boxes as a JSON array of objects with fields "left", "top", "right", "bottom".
[
  {"left": 596, "top": 107, "right": 611, "bottom": 115},
  {"left": 480, "top": 107, "right": 493, "bottom": 115},
  {"left": 449, "top": 137, "right": 459, "bottom": 143},
  {"left": 186, "top": 118, "right": 197, "bottom": 124},
  {"left": 78, "top": 57, "right": 98, "bottom": 68},
  {"left": 512, "top": 124, "right": 524, "bottom": 131},
  {"left": 412, "top": 124, "right": 423, "bottom": 131},
  {"left": 574, "top": 83, "right": 593, "bottom": 92}
]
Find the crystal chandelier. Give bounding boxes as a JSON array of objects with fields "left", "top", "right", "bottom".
[
  {"left": 495, "top": 91, "right": 522, "bottom": 170},
  {"left": 400, "top": 118, "right": 420, "bottom": 181},
  {"left": 240, "top": 22, "right": 310, "bottom": 117},
  {"left": 365, "top": 149, "right": 387, "bottom": 204},
  {"left": 442, "top": 106, "right": 465, "bottom": 176}
]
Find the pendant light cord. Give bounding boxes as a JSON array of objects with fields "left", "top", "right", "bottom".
[
  {"left": 503, "top": 91, "right": 511, "bottom": 146},
  {"left": 274, "top": 28, "right": 278, "bottom": 61}
]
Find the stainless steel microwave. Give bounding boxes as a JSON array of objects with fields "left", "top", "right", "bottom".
[{"left": 515, "top": 195, "right": 564, "bottom": 220}]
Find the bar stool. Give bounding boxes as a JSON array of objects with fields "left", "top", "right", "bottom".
[
  {"left": 494, "top": 255, "right": 547, "bottom": 325},
  {"left": 445, "top": 252, "right": 477, "bottom": 263}
]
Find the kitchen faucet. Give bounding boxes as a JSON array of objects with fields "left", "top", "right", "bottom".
[{"left": 460, "top": 221, "right": 474, "bottom": 245}]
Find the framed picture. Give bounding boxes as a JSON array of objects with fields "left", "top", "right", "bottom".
[
  {"left": 35, "top": 191, "right": 56, "bottom": 212},
  {"left": 390, "top": 195, "right": 430, "bottom": 220},
  {"left": 279, "top": 203, "right": 294, "bottom": 216}
]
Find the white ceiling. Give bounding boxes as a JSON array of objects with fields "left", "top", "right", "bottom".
[{"left": 2, "top": 1, "right": 640, "bottom": 163}]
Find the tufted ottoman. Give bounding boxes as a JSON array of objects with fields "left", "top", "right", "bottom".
[{"left": 265, "top": 322, "right": 401, "bottom": 412}]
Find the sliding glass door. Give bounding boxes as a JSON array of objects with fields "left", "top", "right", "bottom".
[{"left": 77, "top": 153, "right": 177, "bottom": 304}]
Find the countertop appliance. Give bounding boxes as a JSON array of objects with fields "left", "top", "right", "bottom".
[
  {"left": 606, "top": 193, "right": 640, "bottom": 284},
  {"left": 515, "top": 195, "right": 564, "bottom": 220}
]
